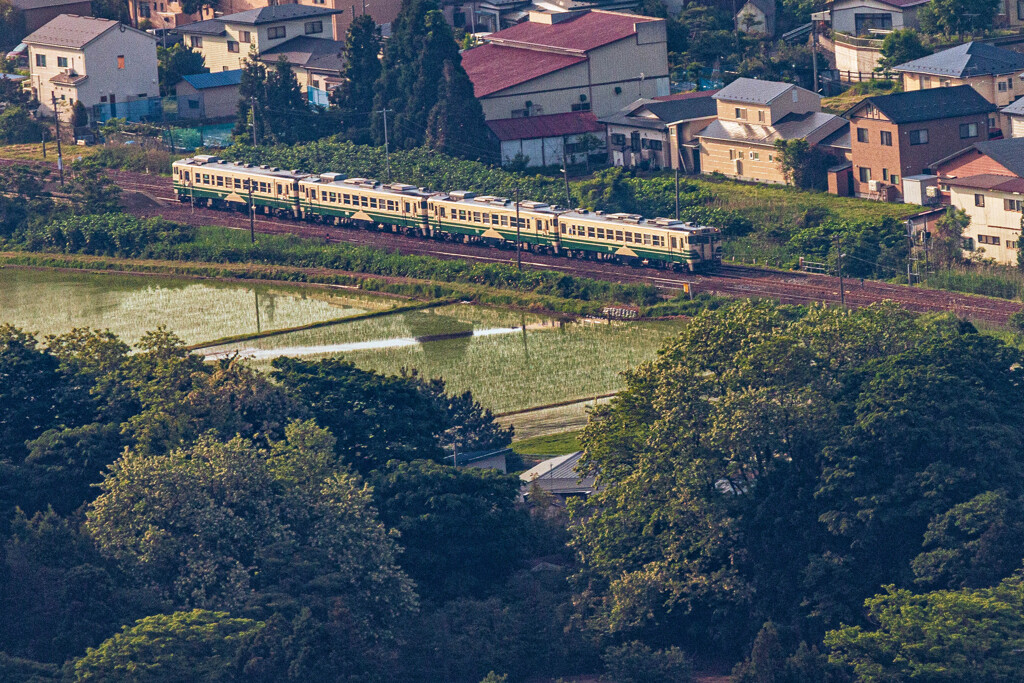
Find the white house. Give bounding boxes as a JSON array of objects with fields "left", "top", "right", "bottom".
[
  {"left": 827, "top": 0, "right": 929, "bottom": 35},
  {"left": 25, "top": 14, "right": 159, "bottom": 122}
]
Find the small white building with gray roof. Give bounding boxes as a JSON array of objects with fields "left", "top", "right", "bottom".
[{"left": 24, "top": 14, "right": 158, "bottom": 122}]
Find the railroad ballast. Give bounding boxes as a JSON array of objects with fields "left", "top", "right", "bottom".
[{"left": 172, "top": 156, "right": 723, "bottom": 271}]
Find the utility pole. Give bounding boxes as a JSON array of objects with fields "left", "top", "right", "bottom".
[
  {"left": 561, "top": 164, "right": 571, "bottom": 207},
  {"left": 378, "top": 108, "right": 392, "bottom": 182},
  {"left": 248, "top": 182, "right": 255, "bottom": 243},
  {"left": 51, "top": 93, "right": 63, "bottom": 186},
  {"left": 250, "top": 96, "right": 258, "bottom": 148},
  {"left": 514, "top": 186, "right": 521, "bottom": 271},
  {"left": 674, "top": 167, "right": 680, "bottom": 221},
  {"left": 41, "top": 131, "right": 45, "bottom": 159},
  {"left": 835, "top": 234, "right": 845, "bottom": 308},
  {"left": 811, "top": 18, "right": 819, "bottom": 94}
]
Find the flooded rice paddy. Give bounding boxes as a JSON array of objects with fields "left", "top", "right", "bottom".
[
  {"left": 1, "top": 269, "right": 685, "bottom": 413},
  {"left": 0, "top": 268, "right": 393, "bottom": 345}
]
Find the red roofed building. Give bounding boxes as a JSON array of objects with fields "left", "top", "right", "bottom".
[
  {"left": 487, "top": 110, "right": 604, "bottom": 167},
  {"left": 461, "top": 9, "right": 669, "bottom": 123}
]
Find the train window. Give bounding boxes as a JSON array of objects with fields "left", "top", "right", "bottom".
[
  {"left": 277, "top": 184, "right": 283, "bottom": 195},
  {"left": 309, "top": 189, "right": 317, "bottom": 199},
  {"left": 459, "top": 210, "right": 467, "bottom": 221},
  {"left": 405, "top": 202, "right": 411, "bottom": 212},
  {"left": 202, "top": 174, "right": 209, "bottom": 184},
  {"left": 470, "top": 212, "right": 478, "bottom": 222},
  {"left": 421, "top": 200, "right": 428, "bottom": 208},
  {"left": 183, "top": 172, "right": 190, "bottom": 181},
  {"left": 596, "top": 228, "right": 604, "bottom": 239},
  {"left": 360, "top": 196, "right": 368, "bottom": 207},
  {"left": 439, "top": 207, "right": 446, "bottom": 218},
  {"left": 671, "top": 237, "right": 677, "bottom": 248},
  {"left": 587, "top": 227, "right": 595, "bottom": 238},
  {"left": 615, "top": 230, "right": 623, "bottom": 241},
  {"left": 500, "top": 215, "right": 508, "bottom": 226},
  {"left": 644, "top": 234, "right": 652, "bottom": 245},
  {"left": 482, "top": 214, "right": 489, "bottom": 224},
  {"left": 369, "top": 198, "right": 377, "bottom": 208}
]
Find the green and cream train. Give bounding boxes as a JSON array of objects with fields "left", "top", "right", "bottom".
[{"left": 172, "top": 155, "right": 723, "bottom": 271}]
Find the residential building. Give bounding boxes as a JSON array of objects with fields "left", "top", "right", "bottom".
[
  {"left": 12, "top": 0, "right": 92, "bottom": 35},
  {"left": 175, "top": 69, "right": 242, "bottom": 119},
  {"left": 599, "top": 90, "right": 718, "bottom": 171},
  {"left": 488, "top": 111, "right": 605, "bottom": 167},
  {"left": 894, "top": 42, "right": 1024, "bottom": 134},
  {"left": 1002, "top": 96, "right": 1024, "bottom": 137},
  {"left": 295, "top": 0, "right": 403, "bottom": 40},
  {"left": 735, "top": 0, "right": 775, "bottom": 36},
  {"left": 127, "top": 0, "right": 264, "bottom": 30},
  {"left": 445, "top": 447, "right": 510, "bottom": 473},
  {"left": 827, "top": 0, "right": 928, "bottom": 35},
  {"left": 845, "top": 85, "right": 996, "bottom": 200},
  {"left": 25, "top": 14, "right": 159, "bottom": 122},
  {"left": 179, "top": 5, "right": 344, "bottom": 98},
  {"left": 696, "top": 78, "right": 847, "bottom": 185},
  {"left": 932, "top": 137, "right": 1024, "bottom": 264},
  {"left": 461, "top": 10, "right": 669, "bottom": 123}
]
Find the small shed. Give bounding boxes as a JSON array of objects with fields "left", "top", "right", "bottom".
[
  {"left": 176, "top": 69, "right": 242, "bottom": 120},
  {"left": 446, "top": 447, "right": 510, "bottom": 473},
  {"left": 487, "top": 111, "right": 605, "bottom": 168},
  {"left": 520, "top": 451, "right": 596, "bottom": 501}
]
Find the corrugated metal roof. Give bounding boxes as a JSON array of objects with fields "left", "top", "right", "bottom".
[
  {"left": 181, "top": 69, "right": 242, "bottom": 90},
  {"left": 894, "top": 41, "right": 1024, "bottom": 78},
  {"left": 486, "top": 111, "right": 602, "bottom": 141},
  {"left": 219, "top": 4, "right": 341, "bottom": 25},
  {"left": 462, "top": 43, "right": 586, "bottom": 97},
  {"left": 487, "top": 10, "right": 658, "bottom": 53}
]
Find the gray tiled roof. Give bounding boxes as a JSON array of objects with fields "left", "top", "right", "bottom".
[
  {"left": 258, "top": 36, "right": 345, "bottom": 73},
  {"left": 850, "top": 85, "right": 995, "bottom": 124},
  {"left": 1002, "top": 97, "right": 1024, "bottom": 116},
  {"left": 714, "top": 77, "right": 803, "bottom": 105},
  {"left": 599, "top": 93, "right": 718, "bottom": 128},
  {"left": 894, "top": 41, "right": 1024, "bottom": 78},
  {"left": 24, "top": 14, "right": 145, "bottom": 48},
  {"left": 182, "top": 5, "right": 341, "bottom": 35},
  {"left": 697, "top": 111, "right": 846, "bottom": 146}
]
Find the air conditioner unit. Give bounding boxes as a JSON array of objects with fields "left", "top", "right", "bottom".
[
  {"left": 926, "top": 186, "right": 940, "bottom": 198},
  {"left": 868, "top": 180, "right": 881, "bottom": 192}
]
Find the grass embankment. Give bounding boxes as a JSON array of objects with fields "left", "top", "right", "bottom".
[
  {"left": 921, "top": 266, "right": 1024, "bottom": 300},
  {"left": 0, "top": 142, "right": 101, "bottom": 162},
  {"left": 512, "top": 430, "right": 582, "bottom": 457},
  {"left": 821, "top": 79, "right": 901, "bottom": 115}
]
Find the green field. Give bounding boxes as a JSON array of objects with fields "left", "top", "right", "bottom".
[{"left": 203, "top": 304, "right": 683, "bottom": 412}]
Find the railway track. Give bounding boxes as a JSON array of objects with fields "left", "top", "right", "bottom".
[{"left": 7, "top": 158, "right": 1023, "bottom": 324}]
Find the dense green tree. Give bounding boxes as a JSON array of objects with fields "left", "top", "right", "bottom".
[
  {"left": 72, "top": 610, "right": 264, "bottom": 682},
  {"left": 271, "top": 357, "right": 448, "bottom": 472},
  {"left": 877, "top": 29, "right": 932, "bottom": 70},
  {"left": 64, "top": 167, "right": 122, "bottom": 214},
  {"left": 825, "top": 578, "right": 1024, "bottom": 681},
  {"left": 0, "top": 0, "right": 23, "bottom": 49},
  {"left": 236, "top": 54, "right": 269, "bottom": 142},
  {"left": 85, "top": 421, "right": 416, "bottom": 626},
  {"left": 929, "top": 207, "right": 969, "bottom": 268},
  {"left": 425, "top": 60, "right": 495, "bottom": 162},
  {"left": 158, "top": 44, "right": 207, "bottom": 96},
  {"left": 570, "top": 301, "right": 1024, "bottom": 656},
  {"left": 90, "top": 0, "right": 129, "bottom": 22},
  {"left": 0, "top": 106, "right": 45, "bottom": 144},
  {"left": 333, "top": 14, "right": 381, "bottom": 140},
  {"left": 370, "top": 459, "right": 528, "bottom": 600},
  {"left": 918, "top": 0, "right": 999, "bottom": 35},
  {"left": 601, "top": 640, "right": 693, "bottom": 683}
]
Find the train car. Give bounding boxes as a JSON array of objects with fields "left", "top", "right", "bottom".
[
  {"left": 299, "top": 176, "right": 433, "bottom": 232},
  {"left": 427, "top": 192, "right": 561, "bottom": 248},
  {"left": 556, "top": 210, "right": 721, "bottom": 270},
  {"left": 172, "top": 156, "right": 309, "bottom": 216}
]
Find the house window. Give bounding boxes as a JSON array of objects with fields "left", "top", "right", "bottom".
[
  {"left": 856, "top": 127, "right": 869, "bottom": 142},
  {"left": 880, "top": 130, "right": 892, "bottom": 145},
  {"left": 891, "top": 175, "right": 899, "bottom": 185},
  {"left": 648, "top": 139, "right": 663, "bottom": 151},
  {"left": 975, "top": 193, "right": 986, "bottom": 207},
  {"left": 749, "top": 150, "right": 759, "bottom": 160},
  {"left": 571, "top": 102, "right": 591, "bottom": 111},
  {"left": 56, "top": 56, "right": 68, "bottom": 68},
  {"left": 1019, "top": 0, "right": 1024, "bottom": 19},
  {"left": 854, "top": 12, "right": 892, "bottom": 34},
  {"left": 267, "top": 25, "right": 286, "bottom": 39},
  {"left": 882, "top": 169, "right": 889, "bottom": 181},
  {"left": 610, "top": 133, "right": 626, "bottom": 146},
  {"left": 239, "top": 30, "right": 251, "bottom": 42},
  {"left": 729, "top": 149, "right": 736, "bottom": 160},
  {"left": 921, "top": 75, "right": 931, "bottom": 87},
  {"left": 188, "top": 99, "right": 200, "bottom": 109},
  {"left": 35, "top": 54, "right": 45, "bottom": 67},
  {"left": 909, "top": 129, "right": 929, "bottom": 145},
  {"left": 757, "top": 110, "right": 765, "bottom": 122},
  {"left": 190, "top": 36, "right": 202, "bottom": 48},
  {"left": 1005, "top": 198, "right": 1023, "bottom": 211},
  {"left": 304, "top": 20, "right": 323, "bottom": 34},
  {"left": 117, "top": 55, "right": 125, "bottom": 69},
  {"left": 735, "top": 107, "right": 747, "bottom": 120},
  {"left": 139, "top": 1, "right": 150, "bottom": 16},
  {"left": 978, "top": 234, "right": 1000, "bottom": 245},
  {"left": 1000, "top": 81, "right": 1008, "bottom": 92},
  {"left": 228, "top": 41, "right": 239, "bottom": 52},
  {"left": 960, "top": 123, "right": 979, "bottom": 138},
  {"left": 859, "top": 167, "right": 871, "bottom": 182}
]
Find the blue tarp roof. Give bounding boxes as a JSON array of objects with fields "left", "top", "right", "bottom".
[{"left": 181, "top": 69, "right": 242, "bottom": 90}]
